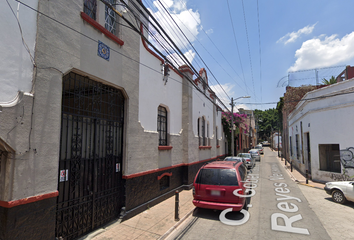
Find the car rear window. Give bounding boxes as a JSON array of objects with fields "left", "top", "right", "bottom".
[
  {"left": 195, "top": 168, "right": 239, "bottom": 186},
  {"left": 238, "top": 153, "right": 251, "bottom": 158}
]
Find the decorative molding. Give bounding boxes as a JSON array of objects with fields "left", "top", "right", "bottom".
[
  {"left": 157, "top": 172, "right": 172, "bottom": 180},
  {"left": 81, "top": 12, "right": 124, "bottom": 46},
  {"left": 199, "top": 146, "right": 212, "bottom": 150},
  {"left": 158, "top": 146, "right": 173, "bottom": 150},
  {"left": 0, "top": 191, "right": 59, "bottom": 208},
  {"left": 179, "top": 65, "right": 194, "bottom": 75}
]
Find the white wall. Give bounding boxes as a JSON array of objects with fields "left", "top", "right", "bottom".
[
  {"left": 192, "top": 88, "right": 214, "bottom": 138},
  {"left": 0, "top": 0, "right": 38, "bottom": 103},
  {"left": 139, "top": 45, "right": 182, "bottom": 135},
  {"left": 288, "top": 79, "right": 354, "bottom": 181}
]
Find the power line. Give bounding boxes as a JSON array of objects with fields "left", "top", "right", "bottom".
[
  {"left": 14, "top": 0, "right": 231, "bottom": 112},
  {"left": 175, "top": 0, "right": 256, "bottom": 100},
  {"left": 226, "top": 0, "right": 248, "bottom": 96},
  {"left": 242, "top": 89, "right": 354, "bottom": 105},
  {"left": 241, "top": 0, "right": 256, "bottom": 101},
  {"left": 154, "top": 0, "right": 231, "bottom": 100},
  {"left": 256, "top": 0, "right": 263, "bottom": 108}
]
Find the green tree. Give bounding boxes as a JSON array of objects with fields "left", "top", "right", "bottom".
[
  {"left": 321, "top": 76, "right": 337, "bottom": 85},
  {"left": 254, "top": 108, "right": 279, "bottom": 142}
]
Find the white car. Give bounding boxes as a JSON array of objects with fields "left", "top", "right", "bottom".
[
  {"left": 324, "top": 181, "right": 354, "bottom": 204},
  {"left": 255, "top": 145, "right": 264, "bottom": 154},
  {"left": 248, "top": 149, "right": 261, "bottom": 162}
]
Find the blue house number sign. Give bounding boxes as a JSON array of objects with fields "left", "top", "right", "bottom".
[{"left": 98, "top": 41, "right": 110, "bottom": 61}]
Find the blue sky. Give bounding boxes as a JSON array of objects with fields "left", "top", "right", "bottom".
[{"left": 143, "top": 0, "right": 354, "bottom": 111}]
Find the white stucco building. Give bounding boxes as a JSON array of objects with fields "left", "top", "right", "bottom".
[
  {"left": 288, "top": 78, "right": 354, "bottom": 183},
  {"left": 0, "top": 1, "right": 226, "bottom": 239}
]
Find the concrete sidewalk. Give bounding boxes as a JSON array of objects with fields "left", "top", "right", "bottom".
[
  {"left": 81, "top": 152, "right": 325, "bottom": 240},
  {"left": 82, "top": 189, "right": 195, "bottom": 240},
  {"left": 273, "top": 151, "right": 325, "bottom": 190}
]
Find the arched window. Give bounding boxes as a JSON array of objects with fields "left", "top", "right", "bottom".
[{"left": 158, "top": 106, "right": 167, "bottom": 146}]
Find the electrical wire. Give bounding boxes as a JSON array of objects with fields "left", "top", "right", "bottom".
[
  {"left": 14, "top": 0, "right": 232, "bottom": 112},
  {"left": 241, "top": 0, "right": 256, "bottom": 101},
  {"left": 6, "top": 0, "right": 35, "bottom": 66},
  {"left": 154, "top": 0, "right": 231, "bottom": 100},
  {"left": 176, "top": 0, "right": 254, "bottom": 98},
  {"left": 256, "top": 0, "right": 263, "bottom": 108},
  {"left": 241, "top": 89, "right": 354, "bottom": 105},
  {"left": 121, "top": 0, "right": 232, "bottom": 110},
  {"left": 226, "top": 0, "right": 248, "bottom": 96}
]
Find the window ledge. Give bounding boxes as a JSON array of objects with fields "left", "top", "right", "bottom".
[
  {"left": 199, "top": 146, "right": 212, "bottom": 150},
  {"left": 158, "top": 146, "right": 173, "bottom": 150},
  {"left": 81, "top": 12, "right": 124, "bottom": 46}
]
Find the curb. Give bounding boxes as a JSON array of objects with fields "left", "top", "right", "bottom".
[
  {"left": 158, "top": 207, "right": 195, "bottom": 240},
  {"left": 296, "top": 182, "right": 324, "bottom": 190},
  {"left": 276, "top": 156, "right": 325, "bottom": 190}
]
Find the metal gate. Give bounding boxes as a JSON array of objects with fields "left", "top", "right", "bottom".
[{"left": 56, "top": 72, "right": 125, "bottom": 240}]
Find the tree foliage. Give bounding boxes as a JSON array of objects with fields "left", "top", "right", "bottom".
[
  {"left": 321, "top": 76, "right": 337, "bottom": 85},
  {"left": 254, "top": 108, "right": 280, "bottom": 141}
]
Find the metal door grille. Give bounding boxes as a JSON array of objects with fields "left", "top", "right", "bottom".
[{"left": 56, "top": 72, "right": 125, "bottom": 240}]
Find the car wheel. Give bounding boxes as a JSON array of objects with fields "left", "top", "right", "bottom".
[{"left": 332, "top": 189, "right": 347, "bottom": 204}]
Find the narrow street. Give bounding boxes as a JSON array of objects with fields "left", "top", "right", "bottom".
[{"left": 166, "top": 148, "right": 333, "bottom": 239}]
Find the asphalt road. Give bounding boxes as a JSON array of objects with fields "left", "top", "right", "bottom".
[{"left": 166, "top": 148, "right": 331, "bottom": 240}]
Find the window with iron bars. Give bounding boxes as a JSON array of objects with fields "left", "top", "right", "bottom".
[
  {"left": 105, "top": 0, "right": 117, "bottom": 35},
  {"left": 158, "top": 106, "right": 167, "bottom": 146},
  {"left": 84, "top": 0, "right": 97, "bottom": 20}
]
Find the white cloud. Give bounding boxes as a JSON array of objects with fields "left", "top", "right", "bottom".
[
  {"left": 288, "top": 32, "right": 354, "bottom": 72},
  {"left": 277, "top": 23, "right": 317, "bottom": 45},
  {"left": 210, "top": 83, "right": 233, "bottom": 110},
  {"left": 210, "top": 83, "right": 252, "bottom": 111},
  {"left": 235, "top": 104, "right": 249, "bottom": 111},
  {"left": 205, "top": 29, "right": 213, "bottom": 35},
  {"left": 166, "top": 49, "right": 196, "bottom": 67},
  {"left": 148, "top": 0, "right": 201, "bottom": 53}
]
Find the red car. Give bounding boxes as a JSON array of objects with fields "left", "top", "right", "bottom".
[{"left": 192, "top": 161, "right": 248, "bottom": 211}]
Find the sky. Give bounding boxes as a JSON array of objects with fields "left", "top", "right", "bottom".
[{"left": 142, "top": 0, "right": 354, "bottom": 111}]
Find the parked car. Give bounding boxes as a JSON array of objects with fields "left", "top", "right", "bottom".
[
  {"left": 255, "top": 145, "right": 264, "bottom": 154},
  {"left": 224, "top": 156, "right": 243, "bottom": 163},
  {"left": 236, "top": 153, "right": 255, "bottom": 169},
  {"left": 248, "top": 149, "right": 261, "bottom": 162},
  {"left": 324, "top": 181, "right": 354, "bottom": 204},
  {"left": 192, "top": 161, "right": 248, "bottom": 211}
]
